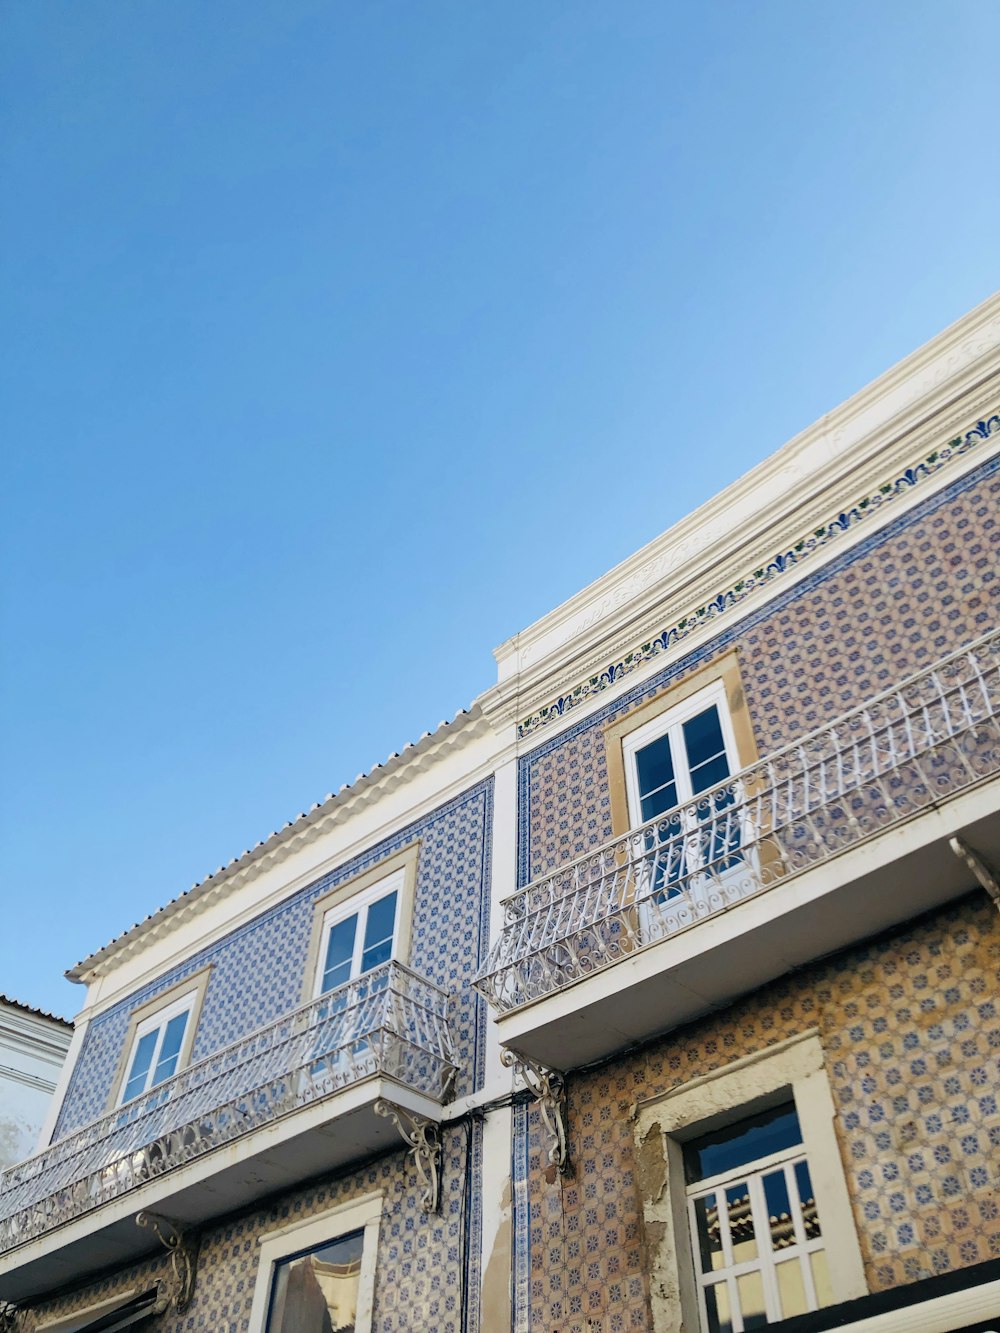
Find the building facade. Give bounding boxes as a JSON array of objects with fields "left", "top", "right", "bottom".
[{"left": 1, "top": 294, "right": 999, "bottom": 1333}]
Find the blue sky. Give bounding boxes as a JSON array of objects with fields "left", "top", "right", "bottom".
[{"left": 2, "top": 2, "right": 998, "bottom": 1019}]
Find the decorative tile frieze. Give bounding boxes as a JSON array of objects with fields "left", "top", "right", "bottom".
[
  {"left": 518, "top": 456, "right": 1000, "bottom": 884},
  {"left": 517, "top": 412, "right": 999, "bottom": 740}
]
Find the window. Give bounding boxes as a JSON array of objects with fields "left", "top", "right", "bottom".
[
  {"left": 107, "top": 966, "right": 212, "bottom": 1111},
  {"left": 247, "top": 1192, "right": 383, "bottom": 1333},
  {"left": 303, "top": 843, "right": 420, "bottom": 1006},
  {"left": 266, "top": 1229, "right": 364, "bottom": 1333},
  {"left": 634, "top": 1032, "right": 867, "bottom": 1333},
  {"left": 622, "top": 680, "right": 745, "bottom": 894},
  {"left": 625, "top": 683, "right": 737, "bottom": 824},
  {"left": 314, "top": 871, "right": 402, "bottom": 998},
  {"left": 685, "top": 1102, "right": 833, "bottom": 1331},
  {"left": 119, "top": 991, "right": 195, "bottom": 1104},
  {"left": 604, "top": 648, "right": 760, "bottom": 845}
]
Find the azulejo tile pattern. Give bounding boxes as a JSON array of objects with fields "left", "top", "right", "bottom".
[
  {"left": 517, "top": 411, "right": 999, "bottom": 739},
  {"left": 58, "top": 778, "right": 494, "bottom": 1132},
  {"left": 27, "top": 1121, "right": 482, "bottom": 1333},
  {"left": 519, "top": 458, "right": 1000, "bottom": 882},
  {"left": 512, "top": 896, "right": 1000, "bottom": 1333}
]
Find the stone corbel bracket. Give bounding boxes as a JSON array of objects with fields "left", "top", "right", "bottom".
[
  {"left": 951, "top": 836, "right": 1000, "bottom": 911},
  {"left": 136, "top": 1211, "right": 198, "bottom": 1312},
  {"left": 375, "top": 1100, "right": 442, "bottom": 1214},
  {"left": 502, "top": 1049, "right": 569, "bottom": 1172}
]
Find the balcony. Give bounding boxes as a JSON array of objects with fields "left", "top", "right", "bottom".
[
  {"left": 475, "top": 630, "right": 1000, "bottom": 1069},
  {"left": 0, "top": 962, "right": 457, "bottom": 1302}
]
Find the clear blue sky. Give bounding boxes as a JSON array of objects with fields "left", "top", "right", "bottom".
[{"left": 2, "top": 2, "right": 998, "bottom": 1020}]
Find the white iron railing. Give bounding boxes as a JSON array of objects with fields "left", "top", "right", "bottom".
[
  {"left": 0, "top": 962, "right": 456, "bottom": 1252},
  {"left": 474, "top": 629, "right": 1000, "bottom": 1014}
]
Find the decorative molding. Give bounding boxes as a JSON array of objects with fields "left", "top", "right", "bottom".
[
  {"left": 136, "top": 1211, "right": 198, "bottom": 1312},
  {"left": 374, "top": 1100, "right": 443, "bottom": 1214},
  {"left": 950, "top": 836, "right": 1000, "bottom": 912},
  {"left": 502, "top": 1050, "right": 568, "bottom": 1173},
  {"left": 515, "top": 411, "right": 999, "bottom": 739},
  {"left": 490, "top": 298, "right": 1000, "bottom": 724}
]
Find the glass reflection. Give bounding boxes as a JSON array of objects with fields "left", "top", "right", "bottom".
[
  {"left": 777, "top": 1257, "right": 807, "bottom": 1318},
  {"left": 703, "top": 1279, "right": 732, "bottom": 1333},
  {"left": 694, "top": 1193, "right": 725, "bottom": 1271},
  {"left": 266, "top": 1230, "right": 364, "bottom": 1333},
  {"left": 735, "top": 1269, "right": 767, "bottom": 1330}
]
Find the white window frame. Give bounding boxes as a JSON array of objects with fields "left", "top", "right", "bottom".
[
  {"left": 685, "top": 1105, "right": 828, "bottom": 1329},
  {"left": 633, "top": 1030, "right": 867, "bottom": 1333},
  {"left": 312, "top": 868, "right": 404, "bottom": 999},
  {"left": 246, "top": 1190, "right": 384, "bottom": 1333},
  {"left": 622, "top": 678, "right": 742, "bottom": 828},
  {"left": 116, "top": 989, "right": 197, "bottom": 1107},
  {"left": 621, "top": 679, "right": 749, "bottom": 924}
]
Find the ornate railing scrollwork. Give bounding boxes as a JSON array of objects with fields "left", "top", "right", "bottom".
[
  {"left": 0, "top": 1303, "right": 26, "bottom": 1333},
  {"left": 374, "top": 1101, "right": 442, "bottom": 1214},
  {"left": 475, "top": 629, "right": 1000, "bottom": 1014},
  {"left": 136, "top": 1211, "right": 198, "bottom": 1312},
  {"left": 502, "top": 1050, "right": 568, "bottom": 1172}
]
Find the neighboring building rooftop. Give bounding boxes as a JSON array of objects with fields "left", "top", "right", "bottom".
[{"left": 0, "top": 997, "right": 71, "bottom": 1029}]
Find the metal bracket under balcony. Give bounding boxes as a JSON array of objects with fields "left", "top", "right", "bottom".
[
  {"left": 0, "top": 962, "right": 458, "bottom": 1304},
  {"left": 474, "top": 630, "right": 1000, "bottom": 1069}
]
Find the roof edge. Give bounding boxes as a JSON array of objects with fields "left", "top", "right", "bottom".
[
  {"left": 66, "top": 704, "right": 488, "bottom": 984},
  {"left": 0, "top": 995, "right": 72, "bottom": 1027}
]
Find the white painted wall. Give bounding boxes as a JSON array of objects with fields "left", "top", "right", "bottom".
[{"left": 0, "top": 1001, "right": 72, "bottom": 1169}]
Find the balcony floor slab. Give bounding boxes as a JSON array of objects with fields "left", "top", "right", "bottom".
[
  {"left": 0, "top": 1076, "right": 440, "bottom": 1304},
  {"left": 493, "top": 775, "right": 1000, "bottom": 1071}
]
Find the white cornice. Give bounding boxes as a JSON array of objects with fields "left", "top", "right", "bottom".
[
  {"left": 483, "top": 291, "right": 1000, "bottom": 733},
  {"left": 75, "top": 724, "right": 519, "bottom": 1022}
]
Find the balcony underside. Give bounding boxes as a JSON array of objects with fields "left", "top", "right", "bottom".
[
  {"left": 493, "top": 775, "right": 1000, "bottom": 1071},
  {"left": 0, "top": 1076, "right": 439, "bottom": 1304}
]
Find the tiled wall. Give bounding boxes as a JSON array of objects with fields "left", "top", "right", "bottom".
[
  {"left": 519, "top": 458, "right": 999, "bottom": 883},
  {"left": 58, "top": 777, "right": 493, "bottom": 1133},
  {"left": 27, "top": 1118, "right": 484, "bottom": 1333},
  {"left": 513, "top": 893, "right": 1000, "bottom": 1333}
]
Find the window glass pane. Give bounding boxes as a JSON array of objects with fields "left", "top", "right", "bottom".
[
  {"left": 685, "top": 1103, "right": 801, "bottom": 1182},
  {"left": 692, "top": 1193, "right": 726, "bottom": 1273},
  {"left": 795, "top": 1160, "right": 821, "bottom": 1238},
  {"left": 735, "top": 1269, "right": 768, "bottom": 1330},
  {"left": 266, "top": 1230, "right": 364, "bottom": 1333},
  {"left": 726, "top": 1183, "right": 757, "bottom": 1262},
  {"left": 763, "top": 1169, "right": 794, "bottom": 1251},
  {"left": 703, "top": 1280, "right": 732, "bottom": 1333},
  {"left": 636, "top": 735, "right": 679, "bottom": 820},
  {"left": 322, "top": 915, "right": 358, "bottom": 993},
  {"left": 776, "top": 1257, "right": 808, "bottom": 1320},
  {"left": 123, "top": 1031, "right": 157, "bottom": 1101},
  {"left": 682, "top": 707, "right": 730, "bottom": 793},
  {"left": 810, "top": 1250, "right": 834, "bottom": 1308},
  {"left": 152, "top": 1011, "right": 189, "bottom": 1085},
  {"left": 360, "top": 891, "right": 397, "bottom": 973}
]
